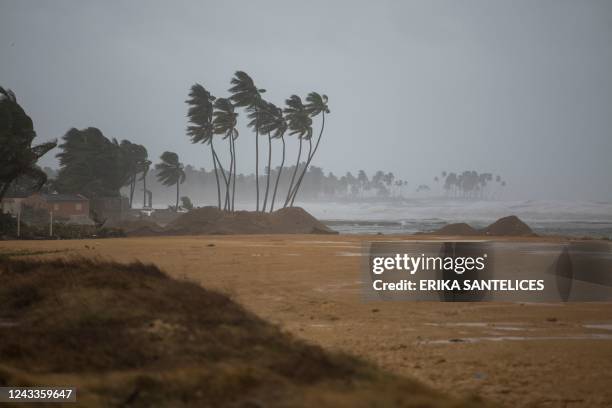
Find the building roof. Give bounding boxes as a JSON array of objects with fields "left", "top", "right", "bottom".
[
  {"left": 41, "top": 193, "right": 88, "bottom": 202},
  {"left": 2, "top": 193, "right": 30, "bottom": 199}
]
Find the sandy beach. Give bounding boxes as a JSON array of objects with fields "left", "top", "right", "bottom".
[{"left": 2, "top": 234, "right": 611, "bottom": 407}]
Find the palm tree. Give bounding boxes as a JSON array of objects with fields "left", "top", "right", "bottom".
[
  {"left": 140, "top": 159, "right": 152, "bottom": 209},
  {"left": 186, "top": 84, "right": 227, "bottom": 210},
  {"left": 257, "top": 101, "right": 287, "bottom": 212},
  {"left": 119, "top": 140, "right": 147, "bottom": 208},
  {"left": 282, "top": 95, "right": 312, "bottom": 207},
  {"left": 212, "top": 97, "right": 239, "bottom": 211},
  {"left": 0, "top": 87, "right": 57, "bottom": 201},
  {"left": 251, "top": 100, "right": 280, "bottom": 212},
  {"left": 155, "top": 152, "right": 186, "bottom": 212},
  {"left": 288, "top": 92, "right": 329, "bottom": 206},
  {"left": 229, "top": 71, "right": 265, "bottom": 211}
]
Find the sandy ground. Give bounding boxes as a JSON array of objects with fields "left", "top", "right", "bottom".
[{"left": 2, "top": 234, "right": 611, "bottom": 407}]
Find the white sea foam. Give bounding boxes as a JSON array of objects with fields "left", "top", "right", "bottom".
[{"left": 296, "top": 199, "right": 612, "bottom": 237}]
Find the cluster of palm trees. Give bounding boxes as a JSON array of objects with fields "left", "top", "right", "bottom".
[
  {"left": 436, "top": 170, "right": 506, "bottom": 199},
  {"left": 186, "top": 71, "right": 329, "bottom": 213}
]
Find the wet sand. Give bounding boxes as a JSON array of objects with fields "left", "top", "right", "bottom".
[{"left": 2, "top": 234, "right": 611, "bottom": 407}]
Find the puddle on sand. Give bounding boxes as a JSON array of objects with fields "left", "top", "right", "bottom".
[
  {"left": 295, "top": 240, "right": 355, "bottom": 245},
  {"left": 584, "top": 324, "right": 612, "bottom": 331},
  {"left": 425, "top": 322, "right": 533, "bottom": 331},
  {"left": 427, "top": 334, "right": 612, "bottom": 344},
  {"left": 315, "top": 281, "right": 363, "bottom": 293},
  {"left": 426, "top": 322, "right": 488, "bottom": 328},
  {"left": 336, "top": 251, "right": 362, "bottom": 257}
]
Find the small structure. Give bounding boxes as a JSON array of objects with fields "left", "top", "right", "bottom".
[
  {"left": 23, "top": 193, "right": 88, "bottom": 215},
  {"left": 2, "top": 192, "right": 94, "bottom": 225},
  {"left": 0, "top": 193, "right": 29, "bottom": 215}
]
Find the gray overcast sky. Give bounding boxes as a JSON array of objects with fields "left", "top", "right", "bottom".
[{"left": 1, "top": 0, "right": 611, "bottom": 200}]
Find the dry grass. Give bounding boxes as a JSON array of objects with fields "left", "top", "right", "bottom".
[{"left": 0, "top": 256, "right": 488, "bottom": 407}]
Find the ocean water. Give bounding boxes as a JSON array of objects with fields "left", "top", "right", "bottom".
[{"left": 297, "top": 199, "right": 612, "bottom": 238}]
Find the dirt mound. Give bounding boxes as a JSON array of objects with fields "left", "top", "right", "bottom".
[
  {"left": 434, "top": 223, "right": 478, "bottom": 236},
  {"left": 165, "top": 206, "right": 337, "bottom": 235},
  {"left": 480, "top": 215, "right": 536, "bottom": 236},
  {"left": 431, "top": 215, "right": 536, "bottom": 237},
  {"left": 0, "top": 256, "right": 483, "bottom": 407},
  {"left": 107, "top": 219, "right": 165, "bottom": 236}
]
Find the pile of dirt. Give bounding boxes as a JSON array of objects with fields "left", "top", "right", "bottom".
[
  {"left": 165, "top": 206, "right": 337, "bottom": 235},
  {"left": 431, "top": 215, "right": 536, "bottom": 237},
  {"left": 480, "top": 215, "right": 536, "bottom": 236},
  {"left": 105, "top": 219, "right": 165, "bottom": 236},
  {"left": 0, "top": 256, "right": 485, "bottom": 407}
]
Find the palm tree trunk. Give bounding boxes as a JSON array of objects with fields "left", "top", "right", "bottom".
[
  {"left": 129, "top": 175, "right": 135, "bottom": 208},
  {"left": 290, "top": 112, "right": 325, "bottom": 206},
  {"left": 230, "top": 136, "right": 237, "bottom": 211},
  {"left": 262, "top": 133, "right": 272, "bottom": 212},
  {"left": 210, "top": 144, "right": 221, "bottom": 209},
  {"left": 212, "top": 141, "right": 229, "bottom": 210},
  {"left": 226, "top": 136, "right": 233, "bottom": 211},
  {"left": 255, "top": 116, "right": 260, "bottom": 212},
  {"left": 284, "top": 138, "right": 302, "bottom": 208},
  {"left": 270, "top": 135, "right": 285, "bottom": 212},
  {"left": 175, "top": 180, "right": 179, "bottom": 212},
  {"left": 143, "top": 173, "right": 147, "bottom": 209},
  {"left": 289, "top": 138, "right": 312, "bottom": 207}
]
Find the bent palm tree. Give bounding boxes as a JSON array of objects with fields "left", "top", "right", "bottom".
[
  {"left": 0, "top": 87, "right": 57, "bottom": 201},
  {"left": 155, "top": 151, "right": 186, "bottom": 212},
  {"left": 252, "top": 100, "right": 279, "bottom": 212},
  {"left": 289, "top": 92, "right": 329, "bottom": 206},
  {"left": 186, "top": 84, "right": 227, "bottom": 209},
  {"left": 283, "top": 95, "right": 312, "bottom": 207},
  {"left": 258, "top": 103, "right": 287, "bottom": 212},
  {"left": 212, "top": 98, "right": 239, "bottom": 211},
  {"left": 229, "top": 71, "right": 265, "bottom": 211}
]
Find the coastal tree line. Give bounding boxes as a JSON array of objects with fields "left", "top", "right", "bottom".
[{"left": 2, "top": 83, "right": 509, "bottom": 216}]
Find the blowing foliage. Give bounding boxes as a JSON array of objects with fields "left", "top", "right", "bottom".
[{"left": 0, "top": 87, "right": 56, "bottom": 201}]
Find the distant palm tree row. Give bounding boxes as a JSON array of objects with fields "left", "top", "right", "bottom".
[
  {"left": 435, "top": 170, "right": 507, "bottom": 199},
  {"left": 186, "top": 71, "right": 329, "bottom": 213}
]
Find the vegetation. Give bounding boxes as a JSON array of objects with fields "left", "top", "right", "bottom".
[
  {"left": 180, "top": 196, "right": 194, "bottom": 211},
  {"left": 0, "top": 87, "right": 56, "bottom": 201},
  {"left": 187, "top": 71, "right": 330, "bottom": 213},
  {"left": 0, "top": 256, "right": 486, "bottom": 407},
  {"left": 55, "top": 127, "right": 148, "bottom": 201},
  {"left": 155, "top": 152, "right": 186, "bottom": 212},
  {"left": 436, "top": 171, "right": 507, "bottom": 199}
]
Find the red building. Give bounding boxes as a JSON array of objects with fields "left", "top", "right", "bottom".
[{"left": 22, "top": 193, "right": 90, "bottom": 218}]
